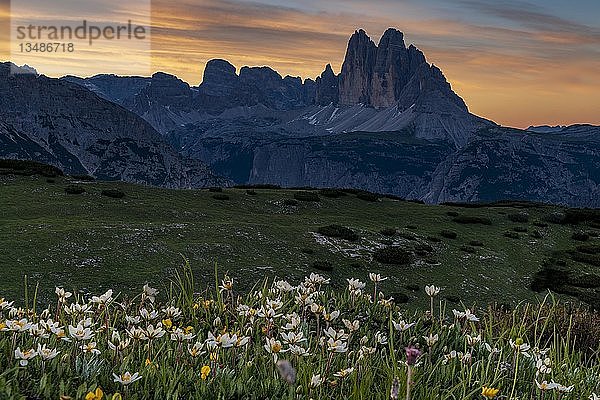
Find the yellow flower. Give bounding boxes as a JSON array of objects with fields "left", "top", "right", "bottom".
[
  {"left": 162, "top": 318, "right": 172, "bottom": 329},
  {"left": 184, "top": 326, "right": 194, "bottom": 334},
  {"left": 145, "top": 358, "right": 152, "bottom": 366},
  {"left": 210, "top": 352, "right": 218, "bottom": 361},
  {"left": 112, "top": 394, "right": 122, "bottom": 400},
  {"left": 201, "top": 365, "right": 211, "bottom": 380},
  {"left": 85, "top": 387, "right": 103, "bottom": 400},
  {"left": 482, "top": 387, "right": 500, "bottom": 399}
]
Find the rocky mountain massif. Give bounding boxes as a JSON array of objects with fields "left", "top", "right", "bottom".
[
  {"left": 0, "top": 63, "right": 227, "bottom": 188},
  {"left": 1, "top": 28, "right": 598, "bottom": 206}
]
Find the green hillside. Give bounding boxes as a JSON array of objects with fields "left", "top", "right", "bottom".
[{"left": 1, "top": 166, "right": 599, "bottom": 308}]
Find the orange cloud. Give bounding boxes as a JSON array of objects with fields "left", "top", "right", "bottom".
[{"left": 1, "top": 0, "right": 599, "bottom": 127}]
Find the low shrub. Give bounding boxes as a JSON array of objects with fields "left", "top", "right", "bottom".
[
  {"left": 233, "top": 184, "right": 281, "bottom": 189},
  {"left": 284, "top": 199, "right": 299, "bottom": 206},
  {"left": 544, "top": 211, "right": 566, "bottom": 224},
  {"left": 440, "top": 230, "right": 457, "bottom": 239},
  {"left": 0, "top": 159, "right": 63, "bottom": 177},
  {"left": 533, "top": 221, "right": 549, "bottom": 228},
  {"left": 294, "top": 191, "right": 320, "bottom": 202},
  {"left": 513, "top": 226, "right": 528, "bottom": 233},
  {"left": 317, "top": 225, "right": 359, "bottom": 241},
  {"left": 212, "top": 194, "right": 230, "bottom": 201},
  {"left": 406, "top": 225, "right": 418, "bottom": 230},
  {"left": 373, "top": 246, "right": 412, "bottom": 265},
  {"left": 530, "top": 230, "right": 543, "bottom": 239},
  {"left": 208, "top": 187, "right": 223, "bottom": 193},
  {"left": 508, "top": 212, "right": 529, "bottom": 223},
  {"left": 572, "top": 231, "right": 590, "bottom": 241},
  {"left": 452, "top": 215, "right": 492, "bottom": 225},
  {"left": 445, "top": 295, "right": 461, "bottom": 303},
  {"left": 246, "top": 190, "right": 257, "bottom": 196},
  {"left": 101, "top": 189, "right": 125, "bottom": 199},
  {"left": 71, "top": 174, "right": 95, "bottom": 181},
  {"left": 564, "top": 209, "right": 600, "bottom": 225},
  {"left": 300, "top": 248, "right": 314, "bottom": 255},
  {"left": 64, "top": 185, "right": 85, "bottom": 195},
  {"left": 319, "top": 189, "right": 347, "bottom": 198},
  {"left": 427, "top": 236, "right": 442, "bottom": 243},
  {"left": 576, "top": 245, "right": 600, "bottom": 255},
  {"left": 310, "top": 260, "right": 333, "bottom": 272},
  {"left": 469, "top": 240, "right": 484, "bottom": 247},
  {"left": 571, "top": 252, "right": 600, "bottom": 267},
  {"left": 446, "top": 211, "right": 459, "bottom": 217},
  {"left": 356, "top": 191, "right": 379, "bottom": 202},
  {"left": 389, "top": 292, "right": 409, "bottom": 304},
  {"left": 379, "top": 228, "right": 396, "bottom": 237},
  {"left": 46, "top": 178, "right": 55, "bottom": 184},
  {"left": 503, "top": 231, "right": 520, "bottom": 239},
  {"left": 460, "top": 245, "right": 477, "bottom": 254}
]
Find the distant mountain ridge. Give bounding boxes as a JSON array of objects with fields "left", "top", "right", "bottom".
[
  {"left": 0, "top": 63, "right": 228, "bottom": 188},
  {"left": 2, "top": 28, "right": 599, "bottom": 206}
]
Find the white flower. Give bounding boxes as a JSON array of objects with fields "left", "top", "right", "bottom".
[
  {"left": 37, "top": 344, "right": 59, "bottom": 361},
  {"left": 108, "top": 331, "right": 130, "bottom": 351},
  {"left": 219, "top": 277, "right": 234, "bottom": 292},
  {"left": 342, "top": 319, "right": 360, "bottom": 332},
  {"left": 555, "top": 383, "right": 574, "bottom": 393},
  {"left": 333, "top": 367, "right": 354, "bottom": 378},
  {"left": 589, "top": 394, "right": 599, "bottom": 400},
  {"left": 264, "top": 337, "right": 285, "bottom": 362},
  {"left": 0, "top": 298, "right": 15, "bottom": 310},
  {"left": 288, "top": 344, "right": 310, "bottom": 356},
  {"left": 14, "top": 347, "right": 37, "bottom": 366},
  {"left": 424, "top": 333, "right": 439, "bottom": 347},
  {"left": 55, "top": 287, "right": 72, "bottom": 302},
  {"left": 68, "top": 323, "right": 94, "bottom": 341},
  {"left": 113, "top": 371, "right": 142, "bottom": 385},
  {"left": 536, "top": 380, "right": 558, "bottom": 391},
  {"left": 144, "top": 324, "right": 166, "bottom": 340},
  {"left": 142, "top": 284, "right": 158, "bottom": 303},
  {"left": 369, "top": 273, "right": 388, "bottom": 283},
  {"left": 374, "top": 331, "right": 388, "bottom": 345},
  {"left": 139, "top": 308, "right": 159, "bottom": 321},
  {"left": 536, "top": 358, "right": 552, "bottom": 374},
  {"left": 6, "top": 318, "right": 32, "bottom": 332},
  {"left": 326, "top": 338, "right": 348, "bottom": 353},
  {"left": 393, "top": 320, "right": 415, "bottom": 331},
  {"left": 275, "top": 280, "right": 295, "bottom": 292},
  {"left": 322, "top": 309, "right": 340, "bottom": 322},
  {"left": 465, "top": 333, "right": 481, "bottom": 347},
  {"left": 281, "top": 331, "right": 306, "bottom": 345},
  {"left": 509, "top": 339, "right": 530, "bottom": 353},
  {"left": 425, "top": 285, "right": 440, "bottom": 297},
  {"left": 347, "top": 278, "right": 366, "bottom": 293},
  {"left": 91, "top": 289, "right": 113, "bottom": 305},
  {"left": 188, "top": 342, "right": 205, "bottom": 357},
  {"left": 81, "top": 341, "right": 101, "bottom": 355},
  {"left": 163, "top": 306, "right": 182, "bottom": 319},
  {"left": 310, "top": 374, "right": 323, "bottom": 387}
]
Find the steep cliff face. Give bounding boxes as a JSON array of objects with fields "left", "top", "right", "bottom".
[
  {"left": 339, "top": 29, "right": 378, "bottom": 105},
  {"left": 426, "top": 127, "right": 600, "bottom": 207},
  {"left": 0, "top": 63, "right": 227, "bottom": 188},
  {"left": 315, "top": 64, "right": 338, "bottom": 106}
]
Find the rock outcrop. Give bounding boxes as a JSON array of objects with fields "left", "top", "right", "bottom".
[{"left": 315, "top": 64, "right": 339, "bottom": 105}]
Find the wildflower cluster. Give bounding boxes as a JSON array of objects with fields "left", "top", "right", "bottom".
[{"left": 0, "top": 271, "right": 599, "bottom": 399}]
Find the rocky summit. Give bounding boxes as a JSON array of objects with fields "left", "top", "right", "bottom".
[{"left": 1, "top": 28, "right": 598, "bottom": 206}]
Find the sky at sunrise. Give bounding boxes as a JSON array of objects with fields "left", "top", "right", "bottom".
[{"left": 0, "top": 0, "right": 599, "bottom": 128}]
